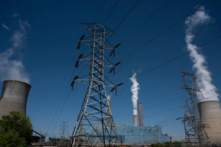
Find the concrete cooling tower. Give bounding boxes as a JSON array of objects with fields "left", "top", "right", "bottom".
[
  {"left": 198, "top": 101, "right": 221, "bottom": 144},
  {"left": 0, "top": 80, "right": 31, "bottom": 118}
]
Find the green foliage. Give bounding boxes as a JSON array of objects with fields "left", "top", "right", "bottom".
[
  {"left": 0, "top": 111, "right": 33, "bottom": 146},
  {"left": 151, "top": 143, "right": 163, "bottom": 147},
  {"left": 0, "top": 130, "right": 27, "bottom": 147},
  {"left": 172, "top": 141, "right": 182, "bottom": 147},
  {"left": 164, "top": 142, "right": 173, "bottom": 147},
  {"left": 151, "top": 141, "right": 182, "bottom": 147}
]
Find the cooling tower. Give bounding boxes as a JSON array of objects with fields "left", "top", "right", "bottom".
[
  {"left": 138, "top": 102, "right": 144, "bottom": 126},
  {"left": 0, "top": 80, "right": 31, "bottom": 118},
  {"left": 198, "top": 101, "right": 221, "bottom": 144}
]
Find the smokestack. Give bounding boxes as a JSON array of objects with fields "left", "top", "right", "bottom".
[
  {"left": 130, "top": 73, "right": 139, "bottom": 127},
  {"left": 133, "top": 110, "right": 138, "bottom": 126},
  {"left": 198, "top": 101, "right": 221, "bottom": 144},
  {"left": 106, "top": 98, "right": 111, "bottom": 126},
  {"left": 138, "top": 102, "right": 144, "bottom": 126},
  {"left": 0, "top": 80, "right": 31, "bottom": 118}
]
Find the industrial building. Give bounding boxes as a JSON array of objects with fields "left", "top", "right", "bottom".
[
  {"left": 116, "top": 124, "right": 169, "bottom": 145},
  {"left": 114, "top": 102, "right": 170, "bottom": 145},
  {"left": 90, "top": 102, "right": 170, "bottom": 145},
  {"left": 0, "top": 80, "right": 31, "bottom": 118}
]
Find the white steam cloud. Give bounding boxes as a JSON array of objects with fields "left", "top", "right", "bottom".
[
  {"left": 130, "top": 73, "right": 140, "bottom": 115},
  {"left": 2, "top": 23, "right": 11, "bottom": 30},
  {"left": 185, "top": 6, "right": 218, "bottom": 102},
  {"left": 0, "top": 19, "right": 30, "bottom": 83}
]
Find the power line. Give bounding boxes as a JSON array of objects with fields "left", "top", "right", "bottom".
[
  {"left": 136, "top": 34, "right": 221, "bottom": 78},
  {"left": 46, "top": 84, "right": 71, "bottom": 133},
  {"left": 101, "top": 1, "right": 214, "bottom": 106},
  {"left": 51, "top": 89, "right": 72, "bottom": 135},
  {"left": 143, "top": 105, "right": 183, "bottom": 119},
  {"left": 120, "top": 0, "right": 210, "bottom": 62},
  {"left": 112, "top": 48, "right": 221, "bottom": 119},
  {"left": 112, "top": 0, "right": 214, "bottom": 90},
  {"left": 44, "top": 50, "right": 78, "bottom": 132},
  {"left": 115, "top": 94, "right": 185, "bottom": 119},
  {"left": 157, "top": 109, "right": 183, "bottom": 125},
  {"left": 114, "top": 84, "right": 221, "bottom": 120},
  {"left": 121, "top": 0, "right": 171, "bottom": 43},
  {"left": 92, "top": 0, "right": 108, "bottom": 23},
  {"left": 113, "top": 0, "right": 141, "bottom": 32},
  {"left": 50, "top": 65, "right": 90, "bottom": 130},
  {"left": 102, "top": 0, "right": 121, "bottom": 25}
]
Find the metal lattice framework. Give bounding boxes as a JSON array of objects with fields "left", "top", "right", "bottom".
[
  {"left": 181, "top": 72, "right": 210, "bottom": 147},
  {"left": 70, "top": 23, "right": 122, "bottom": 147}
]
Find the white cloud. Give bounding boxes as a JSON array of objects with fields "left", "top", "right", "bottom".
[
  {"left": 185, "top": 6, "right": 218, "bottom": 102},
  {"left": 10, "top": 20, "right": 30, "bottom": 48},
  {"left": 12, "top": 13, "right": 20, "bottom": 17},
  {"left": 2, "top": 23, "right": 11, "bottom": 30},
  {"left": 0, "top": 20, "right": 30, "bottom": 83}
]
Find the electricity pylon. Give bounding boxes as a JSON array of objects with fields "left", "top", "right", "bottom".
[
  {"left": 181, "top": 72, "right": 210, "bottom": 147},
  {"left": 70, "top": 23, "right": 122, "bottom": 147},
  {"left": 59, "top": 121, "right": 67, "bottom": 141}
]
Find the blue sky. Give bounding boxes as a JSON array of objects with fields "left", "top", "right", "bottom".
[{"left": 0, "top": 0, "right": 221, "bottom": 140}]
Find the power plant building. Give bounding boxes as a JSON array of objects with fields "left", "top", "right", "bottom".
[
  {"left": 116, "top": 124, "right": 169, "bottom": 145},
  {"left": 115, "top": 102, "right": 169, "bottom": 144},
  {"left": 90, "top": 101, "right": 170, "bottom": 145},
  {"left": 0, "top": 80, "right": 31, "bottom": 118}
]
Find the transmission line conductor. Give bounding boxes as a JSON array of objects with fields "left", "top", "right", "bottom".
[{"left": 70, "top": 23, "right": 123, "bottom": 147}]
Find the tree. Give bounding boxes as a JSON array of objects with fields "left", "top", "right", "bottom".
[
  {"left": 0, "top": 111, "right": 33, "bottom": 146},
  {"left": 164, "top": 141, "right": 182, "bottom": 147},
  {"left": 0, "top": 130, "right": 26, "bottom": 147},
  {"left": 151, "top": 143, "right": 163, "bottom": 147}
]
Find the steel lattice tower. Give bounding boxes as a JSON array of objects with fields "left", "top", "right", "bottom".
[
  {"left": 59, "top": 121, "right": 67, "bottom": 141},
  {"left": 70, "top": 23, "right": 121, "bottom": 147},
  {"left": 182, "top": 72, "right": 210, "bottom": 147}
]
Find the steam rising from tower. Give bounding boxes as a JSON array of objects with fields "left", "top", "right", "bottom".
[
  {"left": 184, "top": 7, "right": 221, "bottom": 144},
  {"left": 0, "top": 19, "right": 30, "bottom": 83},
  {"left": 185, "top": 6, "right": 218, "bottom": 102},
  {"left": 130, "top": 73, "right": 140, "bottom": 126}
]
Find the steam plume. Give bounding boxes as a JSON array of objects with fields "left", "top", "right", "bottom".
[
  {"left": 185, "top": 6, "right": 218, "bottom": 101},
  {"left": 130, "top": 73, "right": 140, "bottom": 114},
  {"left": 0, "top": 19, "right": 30, "bottom": 83}
]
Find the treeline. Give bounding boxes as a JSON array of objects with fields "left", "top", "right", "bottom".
[{"left": 150, "top": 141, "right": 182, "bottom": 147}]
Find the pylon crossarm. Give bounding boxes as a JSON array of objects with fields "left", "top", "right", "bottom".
[
  {"left": 74, "top": 79, "right": 114, "bottom": 88},
  {"left": 84, "top": 114, "right": 102, "bottom": 121},
  {"left": 88, "top": 101, "right": 108, "bottom": 109},
  {"left": 85, "top": 110, "right": 105, "bottom": 116}
]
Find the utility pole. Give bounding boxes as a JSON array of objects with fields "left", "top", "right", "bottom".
[
  {"left": 59, "top": 121, "right": 67, "bottom": 142},
  {"left": 181, "top": 72, "right": 210, "bottom": 147},
  {"left": 70, "top": 23, "right": 122, "bottom": 147}
]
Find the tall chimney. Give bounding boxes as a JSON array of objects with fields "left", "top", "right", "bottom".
[
  {"left": 0, "top": 80, "right": 31, "bottom": 118},
  {"left": 198, "top": 101, "right": 221, "bottom": 144},
  {"left": 133, "top": 114, "right": 138, "bottom": 126},
  {"left": 133, "top": 104, "right": 138, "bottom": 126},
  {"left": 138, "top": 102, "right": 144, "bottom": 126},
  {"left": 106, "top": 98, "right": 111, "bottom": 126}
]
